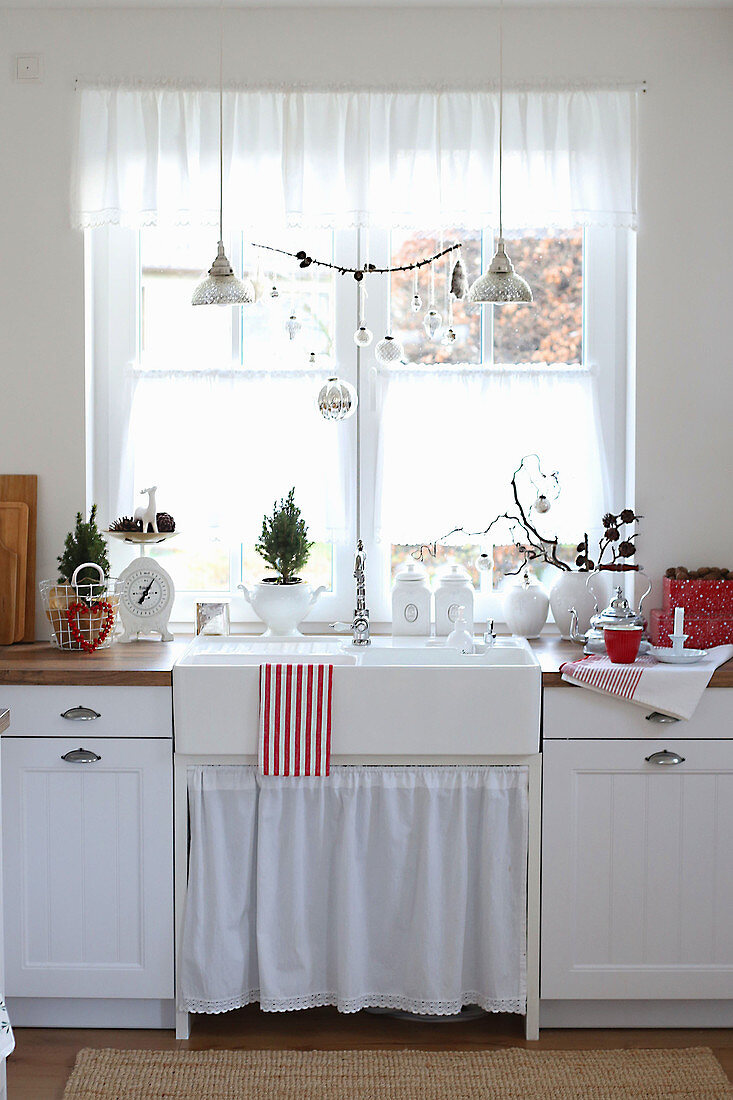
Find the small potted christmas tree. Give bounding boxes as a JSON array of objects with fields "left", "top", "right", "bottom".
[
  {"left": 41, "top": 506, "right": 120, "bottom": 651},
  {"left": 238, "top": 488, "right": 325, "bottom": 637}
]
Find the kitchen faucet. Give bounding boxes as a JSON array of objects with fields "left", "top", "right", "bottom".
[{"left": 330, "top": 539, "right": 371, "bottom": 646}]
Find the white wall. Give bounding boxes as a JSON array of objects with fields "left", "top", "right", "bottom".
[{"left": 0, "top": 4, "right": 731, "bottom": 635}]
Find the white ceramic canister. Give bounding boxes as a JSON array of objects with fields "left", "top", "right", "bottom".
[
  {"left": 434, "top": 563, "right": 475, "bottom": 636},
  {"left": 391, "top": 561, "right": 432, "bottom": 635},
  {"left": 503, "top": 571, "right": 550, "bottom": 639}
]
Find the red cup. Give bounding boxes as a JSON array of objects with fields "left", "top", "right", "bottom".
[{"left": 604, "top": 625, "right": 643, "bottom": 664}]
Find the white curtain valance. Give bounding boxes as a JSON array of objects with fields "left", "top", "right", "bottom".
[{"left": 73, "top": 87, "right": 638, "bottom": 230}]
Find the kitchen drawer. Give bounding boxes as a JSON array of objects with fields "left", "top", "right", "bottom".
[
  {"left": 0, "top": 686, "right": 172, "bottom": 738},
  {"left": 544, "top": 683, "right": 733, "bottom": 741}
]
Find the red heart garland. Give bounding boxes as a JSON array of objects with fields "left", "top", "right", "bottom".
[{"left": 66, "top": 600, "right": 115, "bottom": 653}]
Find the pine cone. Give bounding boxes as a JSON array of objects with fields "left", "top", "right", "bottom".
[
  {"left": 605, "top": 526, "right": 620, "bottom": 541},
  {"left": 109, "top": 516, "right": 142, "bottom": 532},
  {"left": 617, "top": 540, "right": 636, "bottom": 557},
  {"left": 602, "top": 512, "right": 616, "bottom": 528},
  {"left": 155, "top": 512, "right": 176, "bottom": 533},
  {"left": 619, "top": 508, "right": 636, "bottom": 523}
]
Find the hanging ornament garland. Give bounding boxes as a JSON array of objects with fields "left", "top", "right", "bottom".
[{"left": 251, "top": 241, "right": 461, "bottom": 283}]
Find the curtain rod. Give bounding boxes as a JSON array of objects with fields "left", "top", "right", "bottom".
[{"left": 74, "top": 77, "right": 647, "bottom": 93}]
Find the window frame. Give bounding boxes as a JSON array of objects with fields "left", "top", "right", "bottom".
[{"left": 88, "top": 223, "right": 631, "bottom": 631}]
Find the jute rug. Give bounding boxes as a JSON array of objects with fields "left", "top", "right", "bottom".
[{"left": 62, "top": 1046, "right": 733, "bottom": 1099}]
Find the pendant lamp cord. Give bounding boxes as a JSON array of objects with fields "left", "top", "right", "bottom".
[
  {"left": 218, "top": 0, "right": 224, "bottom": 244},
  {"left": 498, "top": 0, "right": 504, "bottom": 241}
]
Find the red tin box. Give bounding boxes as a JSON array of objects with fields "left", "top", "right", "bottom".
[
  {"left": 662, "top": 576, "right": 733, "bottom": 616},
  {"left": 650, "top": 608, "right": 733, "bottom": 648}
]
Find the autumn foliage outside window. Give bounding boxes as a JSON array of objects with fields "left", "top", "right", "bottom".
[{"left": 390, "top": 228, "right": 583, "bottom": 367}]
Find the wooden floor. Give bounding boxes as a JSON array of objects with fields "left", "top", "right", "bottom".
[{"left": 7, "top": 1007, "right": 733, "bottom": 1098}]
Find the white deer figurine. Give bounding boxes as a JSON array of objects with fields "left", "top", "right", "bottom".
[{"left": 134, "top": 486, "right": 158, "bottom": 533}]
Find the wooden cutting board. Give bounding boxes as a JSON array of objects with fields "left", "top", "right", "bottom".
[
  {"left": 0, "top": 501, "right": 29, "bottom": 641},
  {"left": 0, "top": 475, "right": 37, "bottom": 641},
  {"left": 0, "top": 537, "right": 19, "bottom": 645}
]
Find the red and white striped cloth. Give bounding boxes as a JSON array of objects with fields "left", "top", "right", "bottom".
[
  {"left": 259, "top": 663, "right": 333, "bottom": 776},
  {"left": 560, "top": 646, "right": 733, "bottom": 720}
]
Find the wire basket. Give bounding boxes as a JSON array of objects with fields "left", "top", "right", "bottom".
[{"left": 40, "top": 562, "right": 122, "bottom": 652}]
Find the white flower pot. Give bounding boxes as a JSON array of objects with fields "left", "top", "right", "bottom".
[
  {"left": 238, "top": 580, "right": 327, "bottom": 638},
  {"left": 549, "top": 571, "right": 598, "bottom": 640},
  {"left": 503, "top": 573, "right": 550, "bottom": 639}
]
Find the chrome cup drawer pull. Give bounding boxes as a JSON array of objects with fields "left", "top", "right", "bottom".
[
  {"left": 61, "top": 747, "right": 102, "bottom": 764},
  {"left": 645, "top": 711, "right": 679, "bottom": 724},
  {"left": 645, "top": 749, "right": 685, "bottom": 766},
  {"left": 60, "top": 705, "right": 101, "bottom": 722}
]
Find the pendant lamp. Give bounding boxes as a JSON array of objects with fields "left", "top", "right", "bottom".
[
  {"left": 468, "top": 0, "right": 532, "bottom": 305},
  {"left": 192, "top": 1, "right": 254, "bottom": 307}
]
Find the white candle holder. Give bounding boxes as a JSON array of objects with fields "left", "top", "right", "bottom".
[{"left": 668, "top": 632, "right": 688, "bottom": 656}]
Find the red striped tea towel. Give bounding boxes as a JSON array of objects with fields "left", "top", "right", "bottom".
[
  {"left": 560, "top": 646, "right": 733, "bottom": 720},
  {"left": 259, "top": 663, "right": 333, "bottom": 776}
]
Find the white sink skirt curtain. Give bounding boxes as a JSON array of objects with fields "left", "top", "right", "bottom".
[{"left": 180, "top": 765, "right": 528, "bottom": 1016}]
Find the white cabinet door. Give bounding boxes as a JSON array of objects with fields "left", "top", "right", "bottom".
[
  {"left": 542, "top": 738, "right": 733, "bottom": 1000},
  {"left": 2, "top": 737, "right": 173, "bottom": 999}
]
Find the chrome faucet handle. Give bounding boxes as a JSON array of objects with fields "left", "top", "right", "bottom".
[
  {"left": 483, "top": 619, "right": 496, "bottom": 647},
  {"left": 352, "top": 613, "right": 371, "bottom": 646}
]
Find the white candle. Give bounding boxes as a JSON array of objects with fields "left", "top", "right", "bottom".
[{"left": 674, "top": 606, "right": 684, "bottom": 635}]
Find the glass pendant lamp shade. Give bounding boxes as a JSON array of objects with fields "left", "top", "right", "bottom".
[
  {"left": 468, "top": 239, "right": 533, "bottom": 304},
  {"left": 192, "top": 242, "right": 256, "bottom": 306}
]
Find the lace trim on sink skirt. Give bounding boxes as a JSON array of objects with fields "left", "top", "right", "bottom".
[{"left": 183, "top": 991, "right": 527, "bottom": 1016}]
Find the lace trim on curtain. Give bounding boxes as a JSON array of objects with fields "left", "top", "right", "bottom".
[
  {"left": 183, "top": 992, "right": 527, "bottom": 1016},
  {"left": 374, "top": 362, "right": 597, "bottom": 379}
]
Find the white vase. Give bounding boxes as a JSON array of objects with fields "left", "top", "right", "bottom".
[
  {"left": 549, "top": 571, "right": 598, "bottom": 640},
  {"left": 238, "top": 580, "right": 327, "bottom": 638},
  {"left": 503, "top": 572, "right": 550, "bottom": 639}
]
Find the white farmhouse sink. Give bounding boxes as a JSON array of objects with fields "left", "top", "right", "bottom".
[{"left": 173, "top": 635, "right": 541, "bottom": 756}]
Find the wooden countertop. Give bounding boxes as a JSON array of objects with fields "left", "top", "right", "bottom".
[
  {"left": 0, "top": 636, "right": 731, "bottom": 687},
  {"left": 530, "top": 635, "right": 733, "bottom": 687},
  {"left": 0, "top": 641, "right": 189, "bottom": 685}
]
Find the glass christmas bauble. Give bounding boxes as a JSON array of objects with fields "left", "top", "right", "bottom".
[
  {"left": 534, "top": 493, "right": 551, "bottom": 514},
  {"left": 374, "top": 335, "right": 405, "bottom": 365},
  {"left": 270, "top": 285, "right": 279, "bottom": 298},
  {"left": 441, "top": 327, "right": 457, "bottom": 345},
  {"left": 412, "top": 293, "right": 423, "bottom": 312},
  {"left": 354, "top": 324, "right": 374, "bottom": 347},
  {"left": 423, "top": 309, "right": 442, "bottom": 339},
  {"left": 285, "top": 313, "right": 301, "bottom": 340},
  {"left": 317, "top": 377, "right": 358, "bottom": 422},
  {"left": 475, "top": 552, "right": 492, "bottom": 573}
]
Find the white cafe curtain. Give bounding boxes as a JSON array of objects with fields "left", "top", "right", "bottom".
[
  {"left": 180, "top": 765, "right": 528, "bottom": 1015},
  {"left": 375, "top": 365, "right": 609, "bottom": 546},
  {"left": 73, "top": 86, "right": 638, "bottom": 230}
]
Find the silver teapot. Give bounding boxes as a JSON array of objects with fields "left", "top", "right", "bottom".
[{"left": 569, "top": 571, "right": 652, "bottom": 655}]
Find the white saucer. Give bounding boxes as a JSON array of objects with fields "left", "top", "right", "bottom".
[{"left": 649, "top": 646, "right": 708, "bottom": 665}]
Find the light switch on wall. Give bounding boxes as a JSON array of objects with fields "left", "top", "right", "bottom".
[{"left": 15, "top": 55, "right": 43, "bottom": 82}]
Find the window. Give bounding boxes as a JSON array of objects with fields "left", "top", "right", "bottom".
[{"left": 90, "top": 221, "right": 631, "bottom": 627}]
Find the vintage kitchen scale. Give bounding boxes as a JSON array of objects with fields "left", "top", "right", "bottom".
[{"left": 568, "top": 566, "right": 652, "bottom": 655}]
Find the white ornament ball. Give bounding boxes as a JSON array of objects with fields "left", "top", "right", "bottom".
[
  {"left": 354, "top": 324, "right": 374, "bottom": 347},
  {"left": 374, "top": 335, "right": 405, "bottom": 365},
  {"left": 534, "top": 494, "right": 551, "bottom": 514},
  {"left": 475, "top": 552, "right": 492, "bottom": 573},
  {"left": 317, "top": 377, "right": 357, "bottom": 422}
]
